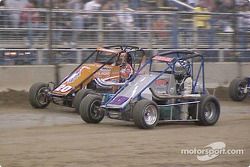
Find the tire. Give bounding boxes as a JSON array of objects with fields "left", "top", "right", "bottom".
[
  {"left": 79, "top": 94, "right": 104, "bottom": 124},
  {"left": 229, "top": 78, "right": 247, "bottom": 101},
  {"left": 73, "top": 89, "right": 94, "bottom": 113},
  {"left": 133, "top": 99, "right": 159, "bottom": 129},
  {"left": 29, "top": 82, "right": 50, "bottom": 109},
  {"left": 87, "top": 81, "right": 96, "bottom": 90},
  {"left": 197, "top": 95, "right": 220, "bottom": 126}
]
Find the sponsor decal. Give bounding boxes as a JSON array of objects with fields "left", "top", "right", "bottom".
[
  {"left": 54, "top": 84, "right": 73, "bottom": 93},
  {"left": 154, "top": 79, "right": 169, "bottom": 86},
  {"left": 66, "top": 66, "right": 90, "bottom": 83},
  {"left": 109, "top": 96, "right": 129, "bottom": 105},
  {"left": 153, "top": 56, "right": 173, "bottom": 62}
]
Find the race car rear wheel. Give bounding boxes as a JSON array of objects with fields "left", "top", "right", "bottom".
[
  {"left": 229, "top": 78, "right": 248, "bottom": 101},
  {"left": 133, "top": 99, "right": 159, "bottom": 129},
  {"left": 73, "top": 89, "right": 94, "bottom": 113},
  {"left": 29, "top": 82, "right": 50, "bottom": 109},
  {"left": 197, "top": 95, "right": 220, "bottom": 126},
  {"left": 79, "top": 94, "right": 104, "bottom": 123}
]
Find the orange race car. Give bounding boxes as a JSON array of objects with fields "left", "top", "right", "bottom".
[{"left": 29, "top": 46, "right": 146, "bottom": 112}]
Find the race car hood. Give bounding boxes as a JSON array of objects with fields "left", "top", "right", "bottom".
[
  {"left": 52, "top": 63, "right": 102, "bottom": 96},
  {"left": 104, "top": 73, "right": 159, "bottom": 109}
]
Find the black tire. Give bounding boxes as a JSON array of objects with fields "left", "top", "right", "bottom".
[
  {"left": 229, "top": 78, "right": 247, "bottom": 101},
  {"left": 29, "top": 82, "right": 50, "bottom": 109},
  {"left": 73, "top": 89, "right": 94, "bottom": 113},
  {"left": 87, "top": 81, "right": 96, "bottom": 90},
  {"left": 79, "top": 94, "right": 104, "bottom": 123},
  {"left": 197, "top": 95, "right": 220, "bottom": 126},
  {"left": 133, "top": 99, "right": 159, "bottom": 129}
]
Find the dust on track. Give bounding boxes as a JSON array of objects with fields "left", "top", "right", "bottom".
[{"left": 0, "top": 90, "right": 249, "bottom": 167}]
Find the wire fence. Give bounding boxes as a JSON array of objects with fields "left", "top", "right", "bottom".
[{"left": 0, "top": 8, "right": 249, "bottom": 65}]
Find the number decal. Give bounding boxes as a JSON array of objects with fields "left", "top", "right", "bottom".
[{"left": 55, "top": 84, "right": 72, "bottom": 93}]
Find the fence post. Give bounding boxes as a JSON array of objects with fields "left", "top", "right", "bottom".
[
  {"left": 37, "top": 50, "right": 43, "bottom": 64},
  {"left": 218, "top": 49, "right": 224, "bottom": 62},
  {"left": 232, "top": 0, "right": 242, "bottom": 77},
  {"left": 147, "top": 14, "right": 153, "bottom": 49},
  {"left": 98, "top": 13, "right": 103, "bottom": 46},
  {"left": 48, "top": 0, "right": 60, "bottom": 85},
  {"left": 77, "top": 50, "right": 82, "bottom": 64},
  {"left": 48, "top": 0, "right": 52, "bottom": 65},
  {"left": 28, "top": 13, "right": 33, "bottom": 48},
  {"left": 172, "top": 13, "right": 179, "bottom": 49}
]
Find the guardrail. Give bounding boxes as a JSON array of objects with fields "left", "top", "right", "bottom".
[{"left": 0, "top": 8, "right": 249, "bottom": 64}]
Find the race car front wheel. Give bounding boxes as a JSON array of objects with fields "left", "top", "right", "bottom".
[
  {"left": 79, "top": 94, "right": 104, "bottom": 124},
  {"left": 133, "top": 99, "right": 159, "bottom": 129},
  {"left": 29, "top": 82, "right": 50, "bottom": 109},
  {"left": 73, "top": 89, "right": 95, "bottom": 113},
  {"left": 229, "top": 78, "right": 248, "bottom": 101},
  {"left": 197, "top": 95, "right": 220, "bottom": 126}
]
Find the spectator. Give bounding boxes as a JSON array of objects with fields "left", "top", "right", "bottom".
[
  {"left": 0, "top": 0, "right": 7, "bottom": 28},
  {"left": 20, "top": 0, "right": 40, "bottom": 28},
  {"left": 67, "top": 0, "right": 84, "bottom": 46},
  {"left": 136, "top": 5, "right": 149, "bottom": 30},
  {"left": 238, "top": 3, "right": 250, "bottom": 49},
  {"left": 84, "top": 0, "right": 101, "bottom": 11},
  {"left": 52, "top": 0, "right": 72, "bottom": 45},
  {"left": 193, "top": 0, "right": 210, "bottom": 29},
  {"left": 193, "top": 0, "right": 212, "bottom": 47},
  {"left": 102, "top": 0, "right": 120, "bottom": 28},
  {"left": 102, "top": 0, "right": 121, "bottom": 41},
  {"left": 117, "top": 3, "right": 134, "bottom": 43},
  {"left": 187, "top": 0, "right": 198, "bottom": 7},
  {"left": 84, "top": 0, "right": 101, "bottom": 27},
  {"left": 20, "top": 0, "right": 41, "bottom": 47},
  {"left": 128, "top": 0, "right": 141, "bottom": 10},
  {"left": 217, "top": 0, "right": 235, "bottom": 33},
  {"left": 33, "top": 0, "right": 44, "bottom": 8},
  {"left": 117, "top": 3, "right": 134, "bottom": 30},
  {"left": 6, "top": 0, "right": 28, "bottom": 28},
  {"left": 101, "top": 0, "right": 119, "bottom": 10},
  {"left": 152, "top": 15, "right": 168, "bottom": 43}
]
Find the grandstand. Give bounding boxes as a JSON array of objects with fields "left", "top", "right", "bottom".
[{"left": 0, "top": 0, "right": 249, "bottom": 64}]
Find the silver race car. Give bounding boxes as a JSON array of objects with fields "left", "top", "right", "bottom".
[{"left": 79, "top": 51, "right": 220, "bottom": 129}]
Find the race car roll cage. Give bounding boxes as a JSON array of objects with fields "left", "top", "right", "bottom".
[
  {"left": 102, "top": 50, "right": 206, "bottom": 114},
  {"left": 50, "top": 45, "right": 146, "bottom": 95}
]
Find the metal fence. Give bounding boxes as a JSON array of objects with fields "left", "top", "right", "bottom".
[{"left": 0, "top": 8, "right": 249, "bottom": 65}]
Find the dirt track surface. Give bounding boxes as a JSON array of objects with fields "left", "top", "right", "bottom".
[{"left": 0, "top": 91, "right": 249, "bottom": 167}]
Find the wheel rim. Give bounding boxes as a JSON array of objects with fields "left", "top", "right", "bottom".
[
  {"left": 204, "top": 102, "right": 217, "bottom": 120},
  {"left": 36, "top": 87, "right": 49, "bottom": 105},
  {"left": 237, "top": 81, "right": 247, "bottom": 98},
  {"left": 144, "top": 105, "right": 158, "bottom": 125},
  {"left": 90, "top": 99, "right": 102, "bottom": 120}
]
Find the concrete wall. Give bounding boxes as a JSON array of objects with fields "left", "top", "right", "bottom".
[{"left": 1, "top": 63, "right": 250, "bottom": 91}]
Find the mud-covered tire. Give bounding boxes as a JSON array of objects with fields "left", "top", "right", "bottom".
[
  {"left": 133, "top": 99, "right": 159, "bottom": 129},
  {"left": 229, "top": 78, "right": 247, "bottom": 101},
  {"left": 197, "top": 95, "right": 220, "bottom": 126},
  {"left": 79, "top": 94, "right": 104, "bottom": 123},
  {"left": 29, "top": 82, "right": 50, "bottom": 109},
  {"left": 73, "top": 89, "right": 94, "bottom": 113}
]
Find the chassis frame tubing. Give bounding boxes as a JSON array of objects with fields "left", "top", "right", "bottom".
[
  {"left": 158, "top": 101, "right": 200, "bottom": 121},
  {"left": 104, "top": 50, "right": 206, "bottom": 109}
]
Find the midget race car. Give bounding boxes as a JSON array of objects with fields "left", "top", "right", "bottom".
[
  {"left": 79, "top": 51, "right": 220, "bottom": 129},
  {"left": 229, "top": 77, "right": 250, "bottom": 101},
  {"left": 29, "top": 46, "right": 145, "bottom": 112}
]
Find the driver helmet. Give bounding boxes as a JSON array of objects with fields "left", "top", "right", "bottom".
[{"left": 174, "top": 60, "right": 191, "bottom": 81}]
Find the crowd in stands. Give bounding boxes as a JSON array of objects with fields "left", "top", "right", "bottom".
[{"left": 0, "top": 0, "right": 249, "bottom": 47}]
